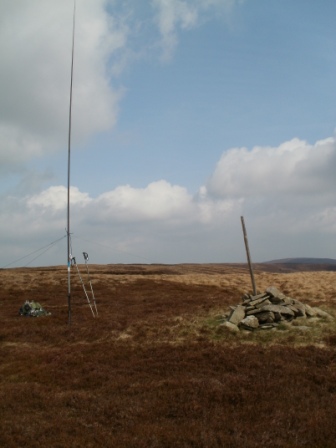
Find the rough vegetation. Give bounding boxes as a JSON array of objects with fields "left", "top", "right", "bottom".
[{"left": 1, "top": 263, "right": 336, "bottom": 447}]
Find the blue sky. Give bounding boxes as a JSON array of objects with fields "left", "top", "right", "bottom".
[{"left": 0, "top": 0, "right": 335, "bottom": 267}]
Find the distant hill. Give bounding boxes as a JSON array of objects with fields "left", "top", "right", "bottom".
[
  {"left": 257, "top": 257, "right": 336, "bottom": 272},
  {"left": 265, "top": 258, "right": 336, "bottom": 265}
]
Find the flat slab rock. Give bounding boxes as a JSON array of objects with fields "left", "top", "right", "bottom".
[
  {"left": 228, "top": 305, "right": 245, "bottom": 326},
  {"left": 253, "top": 304, "right": 295, "bottom": 317},
  {"left": 266, "top": 286, "right": 288, "bottom": 303}
]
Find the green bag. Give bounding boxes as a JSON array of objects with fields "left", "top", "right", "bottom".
[{"left": 19, "top": 300, "right": 51, "bottom": 317}]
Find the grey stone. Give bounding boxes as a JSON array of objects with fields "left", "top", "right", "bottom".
[
  {"left": 254, "top": 299, "right": 272, "bottom": 309},
  {"left": 249, "top": 297, "right": 271, "bottom": 307},
  {"left": 228, "top": 305, "right": 246, "bottom": 325},
  {"left": 256, "top": 311, "right": 275, "bottom": 323},
  {"left": 281, "top": 296, "right": 295, "bottom": 306},
  {"left": 266, "top": 286, "right": 287, "bottom": 304},
  {"left": 273, "top": 312, "right": 282, "bottom": 322},
  {"left": 304, "top": 304, "right": 317, "bottom": 317},
  {"left": 250, "top": 292, "right": 269, "bottom": 301},
  {"left": 245, "top": 305, "right": 256, "bottom": 312},
  {"left": 258, "top": 304, "right": 295, "bottom": 317},
  {"left": 220, "top": 321, "right": 240, "bottom": 333},
  {"left": 314, "top": 308, "right": 333, "bottom": 320},
  {"left": 246, "top": 308, "right": 259, "bottom": 316},
  {"left": 259, "top": 323, "right": 278, "bottom": 329},
  {"left": 242, "top": 294, "right": 254, "bottom": 305},
  {"left": 287, "top": 305, "right": 300, "bottom": 317},
  {"left": 239, "top": 315, "right": 259, "bottom": 330},
  {"left": 288, "top": 302, "right": 306, "bottom": 317}
]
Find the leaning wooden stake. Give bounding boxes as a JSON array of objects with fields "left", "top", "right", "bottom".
[{"left": 240, "top": 216, "right": 257, "bottom": 295}]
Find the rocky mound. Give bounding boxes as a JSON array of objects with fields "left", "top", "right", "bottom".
[{"left": 223, "top": 286, "right": 332, "bottom": 332}]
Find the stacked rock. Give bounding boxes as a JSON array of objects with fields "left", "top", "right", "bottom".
[{"left": 224, "top": 286, "right": 330, "bottom": 331}]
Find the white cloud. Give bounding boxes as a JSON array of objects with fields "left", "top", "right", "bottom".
[
  {"left": 152, "top": 0, "right": 198, "bottom": 60},
  {"left": 27, "top": 186, "right": 91, "bottom": 212},
  {"left": 0, "top": 178, "right": 242, "bottom": 265},
  {"left": 152, "top": 0, "right": 240, "bottom": 60},
  {"left": 95, "top": 180, "right": 193, "bottom": 222},
  {"left": 202, "top": 137, "right": 336, "bottom": 252},
  {"left": 0, "top": 0, "right": 242, "bottom": 182},
  {"left": 1, "top": 130, "right": 336, "bottom": 267},
  {"left": 22, "top": 179, "right": 239, "bottom": 228},
  {"left": 206, "top": 137, "right": 336, "bottom": 200},
  {"left": 0, "top": 0, "right": 128, "bottom": 174}
]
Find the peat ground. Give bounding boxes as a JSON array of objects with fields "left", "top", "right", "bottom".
[{"left": 1, "top": 263, "right": 336, "bottom": 447}]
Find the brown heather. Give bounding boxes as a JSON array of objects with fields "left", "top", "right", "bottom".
[{"left": 1, "top": 263, "right": 336, "bottom": 447}]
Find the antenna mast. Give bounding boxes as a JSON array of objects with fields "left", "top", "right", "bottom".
[{"left": 67, "top": 0, "right": 76, "bottom": 325}]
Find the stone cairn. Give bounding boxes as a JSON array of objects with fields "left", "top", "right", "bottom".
[{"left": 223, "top": 286, "right": 332, "bottom": 332}]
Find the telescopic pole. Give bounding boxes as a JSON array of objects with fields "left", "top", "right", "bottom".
[
  {"left": 72, "top": 257, "right": 95, "bottom": 317},
  {"left": 83, "top": 252, "right": 98, "bottom": 316},
  {"left": 67, "top": 0, "right": 76, "bottom": 325}
]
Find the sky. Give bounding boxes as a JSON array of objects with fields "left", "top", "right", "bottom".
[{"left": 0, "top": 0, "right": 335, "bottom": 267}]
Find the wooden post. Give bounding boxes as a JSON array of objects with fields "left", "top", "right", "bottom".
[{"left": 240, "top": 216, "right": 257, "bottom": 295}]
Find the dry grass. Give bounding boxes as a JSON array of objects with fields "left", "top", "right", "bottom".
[{"left": 1, "top": 264, "right": 336, "bottom": 447}]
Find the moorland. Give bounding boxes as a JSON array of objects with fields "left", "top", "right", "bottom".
[{"left": 1, "top": 263, "right": 336, "bottom": 447}]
